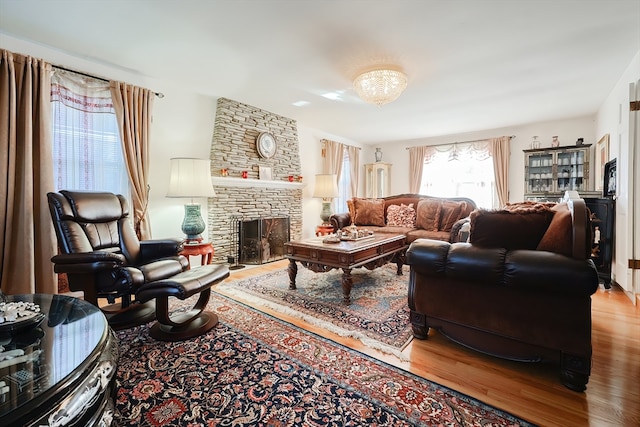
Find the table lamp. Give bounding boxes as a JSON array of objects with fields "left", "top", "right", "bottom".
[
  {"left": 167, "top": 158, "right": 216, "bottom": 242},
  {"left": 313, "top": 174, "right": 339, "bottom": 225}
]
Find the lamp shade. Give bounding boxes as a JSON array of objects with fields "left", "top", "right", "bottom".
[
  {"left": 167, "top": 158, "right": 216, "bottom": 198},
  {"left": 312, "top": 174, "right": 339, "bottom": 199}
]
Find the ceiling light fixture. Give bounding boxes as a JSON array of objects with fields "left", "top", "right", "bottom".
[{"left": 353, "top": 68, "right": 407, "bottom": 106}]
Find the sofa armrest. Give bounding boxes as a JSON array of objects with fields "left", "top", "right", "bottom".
[
  {"left": 51, "top": 251, "right": 126, "bottom": 274},
  {"left": 329, "top": 212, "right": 352, "bottom": 232},
  {"left": 139, "top": 238, "right": 184, "bottom": 263},
  {"left": 505, "top": 250, "right": 599, "bottom": 296},
  {"left": 407, "top": 239, "right": 599, "bottom": 296},
  {"left": 564, "top": 196, "right": 591, "bottom": 260},
  {"left": 450, "top": 217, "right": 470, "bottom": 242}
]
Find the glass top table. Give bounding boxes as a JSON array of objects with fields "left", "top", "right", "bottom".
[{"left": 0, "top": 294, "right": 118, "bottom": 426}]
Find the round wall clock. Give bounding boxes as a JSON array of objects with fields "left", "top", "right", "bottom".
[{"left": 256, "top": 132, "right": 277, "bottom": 159}]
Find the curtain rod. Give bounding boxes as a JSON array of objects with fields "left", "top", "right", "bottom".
[
  {"left": 53, "top": 65, "right": 165, "bottom": 98},
  {"left": 320, "top": 139, "right": 361, "bottom": 150},
  {"left": 404, "top": 135, "right": 515, "bottom": 150}
]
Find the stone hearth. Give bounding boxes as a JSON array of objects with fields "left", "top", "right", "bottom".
[{"left": 207, "top": 98, "right": 302, "bottom": 263}]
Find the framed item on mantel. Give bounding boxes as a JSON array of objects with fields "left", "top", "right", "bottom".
[
  {"left": 595, "top": 134, "right": 609, "bottom": 191},
  {"left": 603, "top": 158, "right": 617, "bottom": 198},
  {"left": 259, "top": 166, "right": 272, "bottom": 180}
]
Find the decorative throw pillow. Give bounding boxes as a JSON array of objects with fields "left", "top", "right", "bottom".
[
  {"left": 353, "top": 198, "right": 385, "bottom": 226},
  {"left": 537, "top": 203, "right": 573, "bottom": 257},
  {"left": 386, "top": 203, "right": 417, "bottom": 228},
  {"left": 416, "top": 199, "right": 442, "bottom": 231},
  {"left": 469, "top": 207, "right": 554, "bottom": 250},
  {"left": 439, "top": 200, "right": 468, "bottom": 232},
  {"left": 347, "top": 199, "right": 355, "bottom": 223},
  {"left": 503, "top": 201, "right": 556, "bottom": 214}
]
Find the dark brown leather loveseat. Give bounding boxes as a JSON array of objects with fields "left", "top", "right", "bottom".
[{"left": 406, "top": 193, "right": 599, "bottom": 391}]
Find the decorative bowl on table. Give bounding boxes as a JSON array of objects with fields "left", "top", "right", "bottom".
[
  {"left": 339, "top": 227, "right": 375, "bottom": 241},
  {"left": 0, "top": 301, "right": 46, "bottom": 334}
]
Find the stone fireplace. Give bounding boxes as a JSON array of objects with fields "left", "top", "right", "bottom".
[
  {"left": 207, "top": 98, "right": 303, "bottom": 263},
  {"left": 238, "top": 216, "right": 290, "bottom": 264}
]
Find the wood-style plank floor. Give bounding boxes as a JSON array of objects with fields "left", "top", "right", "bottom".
[{"left": 217, "top": 259, "right": 640, "bottom": 427}]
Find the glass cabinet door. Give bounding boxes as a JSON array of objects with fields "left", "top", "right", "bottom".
[
  {"left": 524, "top": 144, "right": 591, "bottom": 198},
  {"left": 525, "top": 152, "right": 553, "bottom": 193},
  {"left": 557, "top": 148, "right": 586, "bottom": 192},
  {"left": 365, "top": 163, "right": 392, "bottom": 198}
]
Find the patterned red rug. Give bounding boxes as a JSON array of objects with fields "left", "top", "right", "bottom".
[
  {"left": 215, "top": 263, "right": 412, "bottom": 358},
  {"left": 114, "top": 293, "right": 535, "bottom": 426}
]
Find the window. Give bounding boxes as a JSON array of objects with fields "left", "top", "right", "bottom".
[
  {"left": 419, "top": 145, "right": 497, "bottom": 209},
  {"left": 51, "top": 69, "right": 129, "bottom": 196},
  {"left": 335, "top": 147, "right": 351, "bottom": 214}
]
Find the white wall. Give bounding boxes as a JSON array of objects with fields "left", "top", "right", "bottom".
[
  {"left": 595, "top": 49, "right": 640, "bottom": 294},
  {"left": 372, "top": 116, "right": 597, "bottom": 203}
]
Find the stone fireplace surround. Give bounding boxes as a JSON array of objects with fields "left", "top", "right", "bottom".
[{"left": 207, "top": 98, "right": 303, "bottom": 263}]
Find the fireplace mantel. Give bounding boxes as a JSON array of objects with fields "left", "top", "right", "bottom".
[{"left": 211, "top": 177, "right": 306, "bottom": 189}]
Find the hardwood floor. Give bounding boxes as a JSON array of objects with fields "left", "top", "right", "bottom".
[{"left": 218, "top": 260, "right": 640, "bottom": 427}]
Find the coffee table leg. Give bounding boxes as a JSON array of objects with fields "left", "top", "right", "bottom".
[
  {"left": 288, "top": 259, "right": 298, "bottom": 290},
  {"left": 341, "top": 268, "right": 353, "bottom": 304},
  {"left": 395, "top": 251, "right": 406, "bottom": 275}
]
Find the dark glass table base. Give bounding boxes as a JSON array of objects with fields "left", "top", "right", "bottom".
[{"left": 0, "top": 294, "right": 118, "bottom": 427}]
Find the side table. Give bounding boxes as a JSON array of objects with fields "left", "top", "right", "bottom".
[
  {"left": 315, "top": 224, "right": 335, "bottom": 236},
  {"left": 181, "top": 242, "right": 214, "bottom": 268},
  {"left": 0, "top": 294, "right": 118, "bottom": 426}
]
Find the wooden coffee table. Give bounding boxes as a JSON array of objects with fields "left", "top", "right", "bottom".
[{"left": 284, "top": 233, "right": 407, "bottom": 304}]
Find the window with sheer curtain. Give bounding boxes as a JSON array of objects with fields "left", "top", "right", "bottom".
[
  {"left": 50, "top": 69, "right": 129, "bottom": 196},
  {"left": 335, "top": 147, "right": 351, "bottom": 214},
  {"left": 419, "top": 142, "right": 497, "bottom": 209}
]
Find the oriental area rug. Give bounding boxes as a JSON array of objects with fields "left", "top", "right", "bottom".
[
  {"left": 215, "top": 263, "right": 413, "bottom": 358},
  {"left": 114, "top": 293, "right": 534, "bottom": 426}
]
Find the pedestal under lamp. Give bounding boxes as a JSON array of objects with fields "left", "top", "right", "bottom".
[
  {"left": 167, "top": 158, "right": 216, "bottom": 242},
  {"left": 313, "top": 174, "right": 339, "bottom": 225}
]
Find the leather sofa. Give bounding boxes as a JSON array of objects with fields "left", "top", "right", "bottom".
[
  {"left": 330, "top": 194, "right": 476, "bottom": 243},
  {"left": 406, "top": 193, "right": 599, "bottom": 391}
]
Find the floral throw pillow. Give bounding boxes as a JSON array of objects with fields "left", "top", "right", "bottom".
[{"left": 386, "top": 203, "right": 417, "bottom": 228}]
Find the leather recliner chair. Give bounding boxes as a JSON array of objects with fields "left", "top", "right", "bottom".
[{"left": 48, "top": 190, "right": 229, "bottom": 341}]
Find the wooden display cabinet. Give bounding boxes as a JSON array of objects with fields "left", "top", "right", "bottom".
[
  {"left": 364, "top": 162, "right": 392, "bottom": 198},
  {"left": 524, "top": 144, "right": 593, "bottom": 200}
]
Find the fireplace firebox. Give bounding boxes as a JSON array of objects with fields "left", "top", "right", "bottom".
[{"left": 239, "top": 216, "right": 290, "bottom": 264}]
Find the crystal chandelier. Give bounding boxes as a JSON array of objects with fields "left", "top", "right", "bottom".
[{"left": 353, "top": 68, "right": 407, "bottom": 106}]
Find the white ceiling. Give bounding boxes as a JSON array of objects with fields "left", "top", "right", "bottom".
[{"left": 1, "top": 0, "right": 639, "bottom": 145}]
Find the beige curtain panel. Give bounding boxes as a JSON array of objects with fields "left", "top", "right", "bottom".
[
  {"left": 110, "top": 81, "right": 154, "bottom": 240},
  {"left": 491, "top": 136, "right": 511, "bottom": 207},
  {"left": 408, "top": 146, "right": 428, "bottom": 193},
  {"left": 346, "top": 145, "right": 360, "bottom": 199},
  {"left": 0, "top": 49, "right": 57, "bottom": 295},
  {"left": 321, "top": 139, "right": 344, "bottom": 178}
]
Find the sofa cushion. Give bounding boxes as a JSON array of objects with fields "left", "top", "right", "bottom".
[
  {"left": 536, "top": 203, "right": 573, "bottom": 257},
  {"left": 406, "top": 229, "right": 451, "bottom": 243},
  {"left": 353, "top": 198, "right": 385, "bottom": 226},
  {"left": 367, "top": 225, "right": 415, "bottom": 235},
  {"left": 416, "top": 199, "right": 442, "bottom": 231},
  {"left": 387, "top": 203, "right": 417, "bottom": 228},
  {"left": 346, "top": 199, "right": 355, "bottom": 224},
  {"left": 469, "top": 207, "right": 554, "bottom": 250},
  {"left": 439, "top": 200, "right": 468, "bottom": 232}
]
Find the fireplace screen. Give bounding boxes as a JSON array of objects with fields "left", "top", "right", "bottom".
[{"left": 239, "top": 216, "right": 290, "bottom": 264}]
